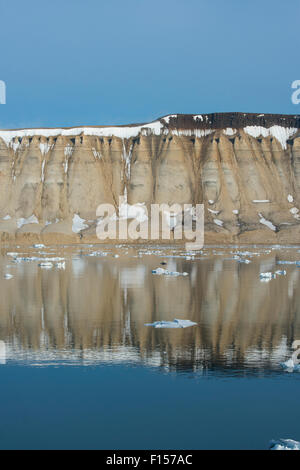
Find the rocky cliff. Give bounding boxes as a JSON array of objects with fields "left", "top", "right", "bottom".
[{"left": 0, "top": 112, "right": 300, "bottom": 245}]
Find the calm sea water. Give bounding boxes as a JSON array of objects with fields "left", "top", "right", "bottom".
[{"left": 0, "top": 244, "right": 299, "bottom": 449}]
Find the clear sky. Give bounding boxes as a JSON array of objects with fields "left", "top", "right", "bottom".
[{"left": 0, "top": 0, "right": 299, "bottom": 129}]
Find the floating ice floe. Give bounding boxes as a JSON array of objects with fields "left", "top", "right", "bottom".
[
  {"left": 280, "top": 358, "right": 300, "bottom": 372},
  {"left": 269, "top": 439, "right": 300, "bottom": 450},
  {"left": 55, "top": 262, "right": 65, "bottom": 269},
  {"left": 33, "top": 244, "right": 45, "bottom": 249},
  {"left": 145, "top": 319, "right": 197, "bottom": 329},
  {"left": 72, "top": 214, "right": 88, "bottom": 233},
  {"left": 253, "top": 200, "right": 270, "bottom": 203},
  {"left": 151, "top": 267, "right": 188, "bottom": 276},
  {"left": 237, "top": 258, "right": 251, "bottom": 264},
  {"left": 259, "top": 270, "right": 286, "bottom": 282},
  {"left": 275, "top": 270, "right": 287, "bottom": 276},
  {"left": 277, "top": 260, "right": 300, "bottom": 266},
  {"left": 287, "top": 194, "right": 294, "bottom": 203},
  {"left": 260, "top": 272, "right": 274, "bottom": 280},
  {"left": 38, "top": 262, "right": 53, "bottom": 269},
  {"left": 4, "top": 273, "right": 13, "bottom": 279}
]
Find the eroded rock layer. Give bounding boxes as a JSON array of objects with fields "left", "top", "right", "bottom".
[{"left": 0, "top": 112, "right": 300, "bottom": 244}]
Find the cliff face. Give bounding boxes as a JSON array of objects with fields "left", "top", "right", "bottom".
[{"left": 0, "top": 112, "right": 300, "bottom": 245}]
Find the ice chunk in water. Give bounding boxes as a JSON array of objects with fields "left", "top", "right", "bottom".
[
  {"left": 38, "top": 262, "right": 53, "bottom": 269},
  {"left": 4, "top": 273, "right": 13, "bottom": 279},
  {"left": 145, "top": 319, "right": 197, "bottom": 328},
  {"left": 281, "top": 358, "right": 300, "bottom": 372},
  {"left": 152, "top": 267, "right": 188, "bottom": 276},
  {"left": 260, "top": 272, "right": 273, "bottom": 278},
  {"left": 269, "top": 439, "right": 300, "bottom": 450},
  {"left": 275, "top": 270, "right": 286, "bottom": 276}
]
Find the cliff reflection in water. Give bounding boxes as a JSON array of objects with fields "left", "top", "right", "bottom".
[{"left": 0, "top": 247, "right": 300, "bottom": 373}]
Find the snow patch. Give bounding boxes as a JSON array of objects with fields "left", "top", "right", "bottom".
[
  {"left": 224, "top": 128, "right": 236, "bottom": 136},
  {"left": 244, "top": 125, "right": 297, "bottom": 150},
  {"left": 17, "top": 214, "right": 39, "bottom": 229},
  {"left": 258, "top": 213, "right": 276, "bottom": 231}
]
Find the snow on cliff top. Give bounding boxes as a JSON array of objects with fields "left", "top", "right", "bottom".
[{"left": 0, "top": 114, "right": 298, "bottom": 150}]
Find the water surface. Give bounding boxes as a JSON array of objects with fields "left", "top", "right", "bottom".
[{"left": 0, "top": 244, "right": 299, "bottom": 449}]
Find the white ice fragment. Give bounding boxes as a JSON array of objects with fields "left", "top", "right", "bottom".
[
  {"left": 253, "top": 200, "right": 270, "bottom": 203},
  {"left": 55, "top": 261, "right": 65, "bottom": 269},
  {"left": 72, "top": 214, "right": 88, "bottom": 233},
  {"left": 38, "top": 262, "right": 53, "bottom": 269},
  {"left": 232, "top": 209, "right": 239, "bottom": 215},
  {"left": 145, "top": 319, "right": 197, "bottom": 329},
  {"left": 290, "top": 207, "right": 299, "bottom": 215},
  {"left": 269, "top": 439, "right": 300, "bottom": 450},
  {"left": 275, "top": 270, "right": 286, "bottom": 276},
  {"left": 33, "top": 243, "right": 45, "bottom": 249},
  {"left": 4, "top": 273, "right": 13, "bottom": 279},
  {"left": 260, "top": 272, "right": 273, "bottom": 279},
  {"left": 208, "top": 200, "right": 214, "bottom": 205},
  {"left": 287, "top": 194, "right": 294, "bottom": 203},
  {"left": 2, "top": 214, "right": 11, "bottom": 220},
  {"left": 237, "top": 258, "right": 251, "bottom": 264},
  {"left": 151, "top": 267, "right": 188, "bottom": 276},
  {"left": 17, "top": 214, "right": 39, "bottom": 228}
]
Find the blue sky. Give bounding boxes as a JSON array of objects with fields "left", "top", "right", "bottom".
[{"left": 0, "top": 0, "right": 299, "bottom": 128}]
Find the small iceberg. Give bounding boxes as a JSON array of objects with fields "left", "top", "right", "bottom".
[
  {"left": 145, "top": 319, "right": 197, "bottom": 329},
  {"left": 269, "top": 439, "right": 300, "bottom": 450},
  {"left": 281, "top": 358, "right": 300, "bottom": 372},
  {"left": 260, "top": 272, "right": 274, "bottom": 279},
  {"left": 151, "top": 267, "right": 188, "bottom": 276},
  {"left": 277, "top": 260, "right": 300, "bottom": 265},
  {"left": 55, "top": 262, "right": 65, "bottom": 270},
  {"left": 33, "top": 243, "right": 45, "bottom": 249},
  {"left": 4, "top": 273, "right": 13, "bottom": 279},
  {"left": 275, "top": 270, "right": 286, "bottom": 276},
  {"left": 38, "top": 262, "right": 53, "bottom": 269}
]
